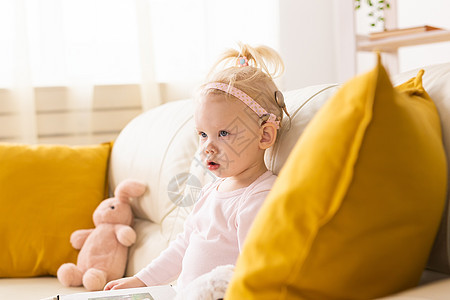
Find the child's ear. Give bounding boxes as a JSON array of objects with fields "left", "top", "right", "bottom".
[{"left": 259, "top": 123, "right": 277, "bottom": 150}]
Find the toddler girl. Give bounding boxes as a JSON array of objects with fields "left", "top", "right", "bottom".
[{"left": 104, "top": 43, "right": 288, "bottom": 291}]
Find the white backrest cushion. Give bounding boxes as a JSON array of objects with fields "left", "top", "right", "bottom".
[
  {"left": 393, "top": 63, "right": 450, "bottom": 274},
  {"left": 109, "top": 99, "right": 198, "bottom": 226}
]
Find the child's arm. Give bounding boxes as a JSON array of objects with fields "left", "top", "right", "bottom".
[
  {"left": 134, "top": 224, "right": 191, "bottom": 286},
  {"left": 103, "top": 227, "right": 192, "bottom": 290},
  {"left": 134, "top": 185, "right": 211, "bottom": 286}
]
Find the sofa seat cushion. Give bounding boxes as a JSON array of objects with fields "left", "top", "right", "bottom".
[
  {"left": 226, "top": 59, "right": 447, "bottom": 299},
  {"left": 0, "top": 277, "right": 85, "bottom": 300},
  {"left": 378, "top": 278, "right": 450, "bottom": 300}
]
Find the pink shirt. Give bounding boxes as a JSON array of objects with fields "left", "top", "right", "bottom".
[{"left": 135, "top": 170, "right": 276, "bottom": 288}]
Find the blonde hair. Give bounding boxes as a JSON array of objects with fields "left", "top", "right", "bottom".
[{"left": 200, "top": 43, "right": 289, "bottom": 127}]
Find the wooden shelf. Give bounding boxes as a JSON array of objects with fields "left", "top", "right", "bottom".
[
  {"left": 335, "top": 0, "right": 450, "bottom": 81},
  {"left": 357, "top": 30, "right": 450, "bottom": 52}
]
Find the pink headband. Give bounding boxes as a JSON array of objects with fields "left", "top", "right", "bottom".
[{"left": 204, "top": 82, "right": 280, "bottom": 129}]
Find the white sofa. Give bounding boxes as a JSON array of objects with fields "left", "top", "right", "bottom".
[{"left": 1, "top": 62, "right": 450, "bottom": 300}]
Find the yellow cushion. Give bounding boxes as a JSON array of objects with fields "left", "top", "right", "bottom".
[
  {"left": 226, "top": 60, "right": 448, "bottom": 299},
  {"left": 0, "top": 142, "right": 111, "bottom": 277}
]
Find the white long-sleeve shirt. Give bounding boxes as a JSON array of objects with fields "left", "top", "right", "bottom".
[{"left": 135, "top": 170, "right": 276, "bottom": 288}]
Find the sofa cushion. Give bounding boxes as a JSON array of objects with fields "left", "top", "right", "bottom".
[
  {"left": 0, "top": 142, "right": 111, "bottom": 277},
  {"left": 226, "top": 59, "right": 447, "bottom": 299}
]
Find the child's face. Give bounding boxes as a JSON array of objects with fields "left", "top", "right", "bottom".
[{"left": 195, "top": 94, "right": 264, "bottom": 179}]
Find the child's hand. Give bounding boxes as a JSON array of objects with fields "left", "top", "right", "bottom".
[{"left": 104, "top": 276, "right": 146, "bottom": 290}]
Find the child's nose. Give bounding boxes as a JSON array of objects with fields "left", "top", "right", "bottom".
[{"left": 204, "top": 140, "right": 218, "bottom": 154}]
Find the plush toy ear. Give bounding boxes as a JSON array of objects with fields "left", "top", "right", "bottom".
[{"left": 114, "top": 179, "right": 147, "bottom": 203}]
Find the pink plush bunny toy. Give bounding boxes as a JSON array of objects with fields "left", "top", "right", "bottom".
[{"left": 57, "top": 179, "right": 146, "bottom": 291}]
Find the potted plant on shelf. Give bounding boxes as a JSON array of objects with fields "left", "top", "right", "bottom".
[{"left": 354, "top": 0, "right": 391, "bottom": 31}]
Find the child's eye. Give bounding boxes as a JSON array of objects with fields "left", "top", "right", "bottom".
[
  {"left": 219, "top": 130, "right": 229, "bottom": 137},
  {"left": 199, "top": 132, "right": 207, "bottom": 139}
]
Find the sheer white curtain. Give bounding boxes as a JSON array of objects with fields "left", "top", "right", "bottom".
[
  {"left": 0, "top": 0, "right": 278, "bottom": 144},
  {"left": 0, "top": 0, "right": 157, "bottom": 144},
  {"left": 2, "top": 0, "right": 37, "bottom": 143}
]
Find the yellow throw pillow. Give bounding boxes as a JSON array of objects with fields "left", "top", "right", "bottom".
[
  {"left": 0, "top": 142, "right": 111, "bottom": 277},
  {"left": 226, "top": 60, "right": 447, "bottom": 299}
]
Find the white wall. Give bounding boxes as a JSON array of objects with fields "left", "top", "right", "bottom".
[
  {"left": 153, "top": 0, "right": 340, "bottom": 96},
  {"left": 146, "top": 0, "right": 281, "bottom": 100},
  {"left": 397, "top": 0, "right": 450, "bottom": 72},
  {"left": 278, "top": 0, "right": 338, "bottom": 90}
]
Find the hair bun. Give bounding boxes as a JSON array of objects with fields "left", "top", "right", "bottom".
[{"left": 209, "top": 42, "right": 284, "bottom": 79}]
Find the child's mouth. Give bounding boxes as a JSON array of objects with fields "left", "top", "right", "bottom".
[{"left": 207, "top": 161, "right": 220, "bottom": 171}]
